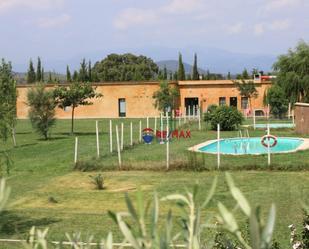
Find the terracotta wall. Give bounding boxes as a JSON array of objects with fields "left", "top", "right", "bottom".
[
  {"left": 295, "top": 103, "right": 309, "bottom": 134},
  {"left": 179, "top": 82, "right": 271, "bottom": 114},
  {"left": 16, "top": 81, "right": 271, "bottom": 119}
]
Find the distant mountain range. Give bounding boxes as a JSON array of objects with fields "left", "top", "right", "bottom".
[
  {"left": 12, "top": 45, "right": 278, "bottom": 75},
  {"left": 156, "top": 60, "right": 206, "bottom": 75}
]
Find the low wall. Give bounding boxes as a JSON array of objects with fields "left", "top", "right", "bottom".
[{"left": 295, "top": 102, "right": 309, "bottom": 134}]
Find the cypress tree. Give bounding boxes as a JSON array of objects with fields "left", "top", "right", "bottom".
[
  {"left": 41, "top": 67, "right": 44, "bottom": 82},
  {"left": 27, "top": 59, "right": 36, "bottom": 84},
  {"left": 173, "top": 71, "right": 178, "bottom": 80},
  {"left": 47, "top": 72, "right": 52, "bottom": 83},
  {"left": 227, "top": 72, "right": 231, "bottom": 80},
  {"left": 66, "top": 65, "right": 72, "bottom": 82},
  {"left": 79, "top": 59, "right": 88, "bottom": 82},
  {"left": 177, "top": 53, "right": 185, "bottom": 80},
  {"left": 73, "top": 70, "right": 79, "bottom": 82},
  {"left": 169, "top": 71, "right": 173, "bottom": 81},
  {"left": 88, "top": 60, "right": 92, "bottom": 82},
  {"left": 163, "top": 65, "right": 167, "bottom": 80},
  {"left": 36, "top": 57, "right": 42, "bottom": 82},
  {"left": 192, "top": 53, "right": 199, "bottom": 80},
  {"left": 242, "top": 68, "right": 250, "bottom": 79}
]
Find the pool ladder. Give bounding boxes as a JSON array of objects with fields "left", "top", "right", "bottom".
[{"left": 238, "top": 129, "right": 250, "bottom": 154}]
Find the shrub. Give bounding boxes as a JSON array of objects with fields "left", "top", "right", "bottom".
[
  {"left": 27, "top": 84, "right": 56, "bottom": 140},
  {"left": 204, "top": 104, "right": 218, "bottom": 122},
  {"left": 206, "top": 105, "right": 243, "bottom": 131},
  {"left": 90, "top": 174, "right": 104, "bottom": 190}
]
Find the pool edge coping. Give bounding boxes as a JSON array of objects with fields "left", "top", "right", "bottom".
[{"left": 188, "top": 137, "right": 309, "bottom": 155}]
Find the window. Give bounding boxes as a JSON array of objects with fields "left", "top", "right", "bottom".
[
  {"left": 219, "top": 97, "right": 226, "bottom": 106},
  {"left": 230, "top": 97, "right": 237, "bottom": 108},
  {"left": 241, "top": 97, "right": 248, "bottom": 109},
  {"left": 118, "top": 98, "right": 126, "bottom": 117}
]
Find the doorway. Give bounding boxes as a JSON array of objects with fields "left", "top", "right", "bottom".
[
  {"left": 185, "top": 97, "right": 199, "bottom": 116},
  {"left": 118, "top": 98, "right": 126, "bottom": 117}
]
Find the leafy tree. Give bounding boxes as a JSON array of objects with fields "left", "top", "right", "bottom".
[
  {"left": 36, "top": 57, "right": 42, "bottom": 82},
  {"left": 27, "top": 84, "right": 56, "bottom": 140},
  {"left": 27, "top": 59, "right": 36, "bottom": 84},
  {"left": 153, "top": 81, "right": 179, "bottom": 112},
  {"left": 235, "top": 79, "right": 258, "bottom": 110},
  {"left": 54, "top": 82, "right": 102, "bottom": 134},
  {"left": 206, "top": 105, "right": 243, "bottom": 131},
  {"left": 66, "top": 65, "right": 72, "bottom": 82},
  {"left": 93, "top": 53, "right": 158, "bottom": 82},
  {"left": 265, "top": 84, "right": 288, "bottom": 118},
  {"left": 273, "top": 40, "right": 309, "bottom": 103},
  {"left": 0, "top": 59, "right": 17, "bottom": 145},
  {"left": 178, "top": 53, "right": 185, "bottom": 80},
  {"left": 192, "top": 53, "right": 199, "bottom": 80},
  {"left": 79, "top": 58, "right": 88, "bottom": 82}
]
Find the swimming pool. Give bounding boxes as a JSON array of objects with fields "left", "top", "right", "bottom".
[
  {"left": 254, "top": 123, "right": 295, "bottom": 129},
  {"left": 190, "top": 137, "right": 309, "bottom": 155}
]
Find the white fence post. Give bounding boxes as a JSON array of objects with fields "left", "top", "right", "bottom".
[
  {"left": 147, "top": 117, "right": 149, "bottom": 128},
  {"left": 139, "top": 120, "right": 142, "bottom": 142},
  {"left": 115, "top": 125, "right": 121, "bottom": 169},
  {"left": 166, "top": 112, "right": 169, "bottom": 170},
  {"left": 130, "top": 122, "right": 133, "bottom": 146},
  {"left": 96, "top": 120, "right": 100, "bottom": 157},
  {"left": 109, "top": 120, "right": 113, "bottom": 153},
  {"left": 74, "top": 137, "right": 78, "bottom": 164},
  {"left": 121, "top": 123, "right": 124, "bottom": 151},
  {"left": 184, "top": 107, "right": 187, "bottom": 123},
  {"left": 253, "top": 109, "right": 256, "bottom": 130},
  {"left": 267, "top": 123, "right": 271, "bottom": 166},
  {"left": 154, "top": 116, "right": 157, "bottom": 132},
  {"left": 198, "top": 106, "right": 201, "bottom": 130},
  {"left": 160, "top": 113, "right": 164, "bottom": 144},
  {"left": 217, "top": 124, "right": 220, "bottom": 169},
  {"left": 288, "top": 103, "right": 291, "bottom": 119},
  {"left": 292, "top": 110, "right": 295, "bottom": 125}
]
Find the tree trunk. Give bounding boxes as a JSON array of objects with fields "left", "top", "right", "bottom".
[{"left": 71, "top": 106, "right": 75, "bottom": 135}]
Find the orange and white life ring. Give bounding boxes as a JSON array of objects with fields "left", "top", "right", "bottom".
[{"left": 261, "top": 135, "right": 277, "bottom": 148}]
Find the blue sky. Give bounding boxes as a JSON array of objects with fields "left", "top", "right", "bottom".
[{"left": 0, "top": 0, "right": 308, "bottom": 72}]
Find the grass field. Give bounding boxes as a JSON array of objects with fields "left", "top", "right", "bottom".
[{"left": 0, "top": 118, "right": 309, "bottom": 248}]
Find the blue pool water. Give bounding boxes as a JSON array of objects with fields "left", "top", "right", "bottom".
[
  {"left": 254, "top": 123, "right": 294, "bottom": 128},
  {"left": 199, "top": 137, "right": 304, "bottom": 155}
]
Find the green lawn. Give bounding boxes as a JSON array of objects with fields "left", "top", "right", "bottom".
[{"left": 0, "top": 118, "right": 308, "bottom": 249}]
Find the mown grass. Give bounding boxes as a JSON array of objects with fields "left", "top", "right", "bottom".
[{"left": 0, "top": 118, "right": 308, "bottom": 248}]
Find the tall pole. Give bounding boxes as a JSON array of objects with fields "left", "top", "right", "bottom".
[
  {"left": 139, "top": 120, "right": 142, "bottom": 142},
  {"left": 96, "top": 120, "right": 100, "bottom": 157},
  {"left": 160, "top": 113, "right": 163, "bottom": 144},
  {"left": 116, "top": 125, "right": 121, "bottom": 169},
  {"left": 121, "top": 122, "right": 124, "bottom": 151},
  {"left": 109, "top": 120, "right": 113, "bottom": 153},
  {"left": 147, "top": 117, "right": 149, "bottom": 128},
  {"left": 198, "top": 106, "right": 201, "bottom": 130},
  {"left": 288, "top": 103, "right": 291, "bottom": 119},
  {"left": 130, "top": 122, "right": 133, "bottom": 146},
  {"left": 74, "top": 137, "right": 78, "bottom": 164},
  {"left": 267, "top": 123, "right": 271, "bottom": 166},
  {"left": 217, "top": 124, "right": 220, "bottom": 169},
  {"left": 292, "top": 110, "right": 295, "bottom": 125},
  {"left": 184, "top": 107, "right": 187, "bottom": 123},
  {"left": 253, "top": 109, "right": 256, "bottom": 130},
  {"left": 166, "top": 112, "right": 169, "bottom": 170},
  {"left": 154, "top": 116, "right": 157, "bottom": 132}
]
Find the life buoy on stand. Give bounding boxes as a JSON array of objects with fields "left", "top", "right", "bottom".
[{"left": 261, "top": 135, "right": 277, "bottom": 148}]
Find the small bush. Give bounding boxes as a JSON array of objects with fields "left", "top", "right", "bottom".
[
  {"left": 90, "top": 174, "right": 104, "bottom": 190},
  {"left": 206, "top": 105, "right": 243, "bottom": 131}
]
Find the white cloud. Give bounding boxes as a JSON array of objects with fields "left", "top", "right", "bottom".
[
  {"left": 162, "top": 0, "right": 202, "bottom": 14},
  {"left": 37, "top": 13, "right": 71, "bottom": 28},
  {"left": 114, "top": 0, "right": 203, "bottom": 30},
  {"left": 254, "top": 23, "right": 265, "bottom": 36},
  {"left": 227, "top": 23, "right": 244, "bottom": 34},
  {"left": 263, "top": 0, "right": 301, "bottom": 12},
  {"left": 114, "top": 8, "right": 158, "bottom": 30},
  {"left": 269, "top": 19, "right": 291, "bottom": 31},
  {"left": 0, "top": 0, "right": 64, "bottom": 13}
]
